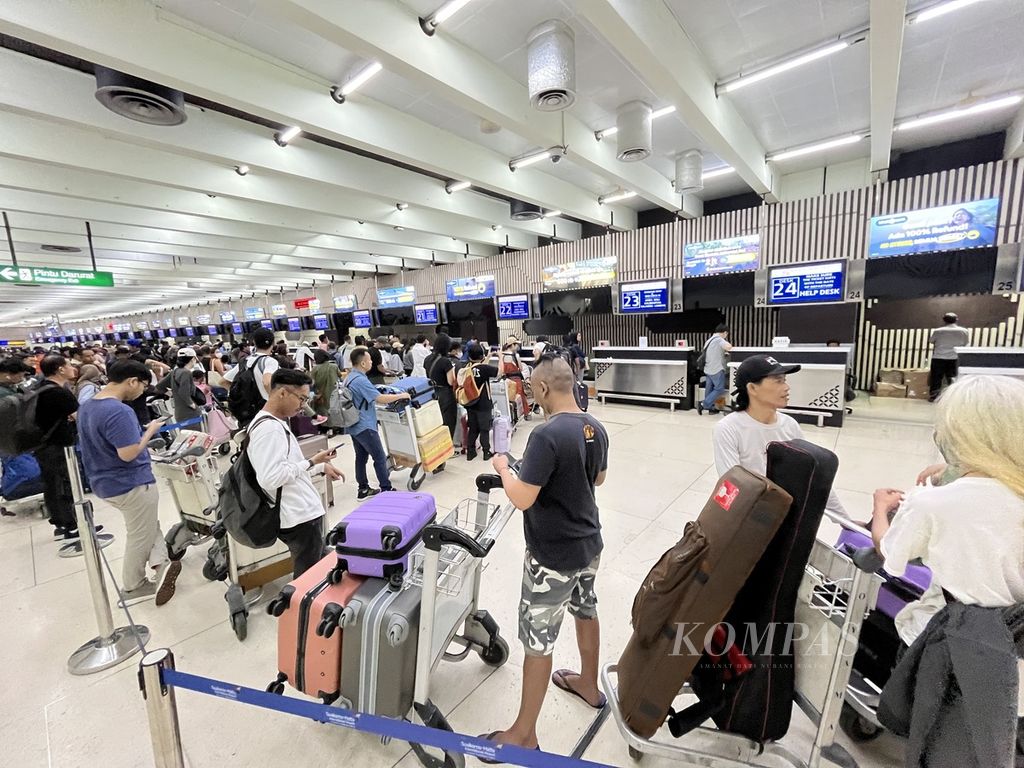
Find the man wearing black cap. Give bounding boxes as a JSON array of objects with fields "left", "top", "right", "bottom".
[
  {"left": 928, "top": 312, "right": 969, "bottom": 402},
  {"left": 713, "top": 354, "right": 847, "bottom": 517}
]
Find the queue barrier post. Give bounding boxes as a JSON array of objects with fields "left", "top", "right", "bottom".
[{"left": 139, "top": 649, "right": 186, "bottom": 768}]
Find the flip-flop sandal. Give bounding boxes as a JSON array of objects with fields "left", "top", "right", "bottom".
[
  {"left": 474, "top": 732, "right": 540, "bottom": 765},
  {"left": 551, "top": 668, "right": 607, "bottom": 710}
]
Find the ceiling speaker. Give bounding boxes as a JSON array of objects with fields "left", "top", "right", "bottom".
[
  {"left": 527, "top": 20, "right": 576, "bottom": 112},
  {"left": 94, "top": 66, "right": 187, "bottom": 126},
  {"left": 675, "top": 149, "right": 704, "bottom": 193},
  {"left": 616, "top": 101, "right": 652, "bottom": 162}
]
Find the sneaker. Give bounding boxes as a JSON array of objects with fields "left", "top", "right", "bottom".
[
  {"left": 117, "top": 580, "right": 157, "bottom": 608},
  {"left": 466, "top": 451, "right": 477, "bottom": 462},
  {"left": 154, "top": 560, "right": 182, "bottom": 606},
  {"left": 483, "top": 451, "right": 495, "bottom": 461},
  {"left": 54, "top": 525, "right": 105, "bottom": 541},
  {"left": 357, "top": 487, "right": 382, "bottom": 500},
  {"left": 311, "top": 415, "right": 329, "bottom": 426},
  {"left": 696, "top": 402, "right": 704, "bottom": 416}
]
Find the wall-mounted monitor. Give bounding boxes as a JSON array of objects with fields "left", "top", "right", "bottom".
[
  {"left": 151, "top": 319, "right": 161, "bottom": 329},
  {"left": 196, "top": 314, "right": 211, "bottom": 325},
  {"left": 766, "top": 260, "right": 846, "bottom": 306},
  {"left": 352, "top": 309, "right": 373, "bottom": 328},
  {"left": 332, "top": 295, "right": 357, "bottom": 312},
  {"left": 446, "top": 275, "right": 495, "bottom": 302},
  {"left": 864, "top": 248, "right": 998, "bottom": 299},
  {"left": 259, "top": 319, "right": 275, "bottom": 330},
  {"left": 868, "top": 197, "right": 999, "bottom": 259},
  {"left": 156, "top": 329, "right": 166, "bottom": 339},
  {"left": 618, "top": 278, "right": 670, "bottom": 314},
  {"left": 207, "top": 325, "right": 219, "bottom": 336},
  {"left": 183, "top": 327, "right": 195, "bottom": 338},
  {"left": 312, "top": 314, "right": 330, "bottom": 331},
  {"left": 497, "top": 294, "right": 531, "bottom": 321},
  {"left": 142, "top": 330, "right": 152, "bottom": 339},
  {"left": 414, "top": 303, "right": 439, "bottom": 325},
  {"left": 684, "top": 234, "right": 760, "bottom": 278},
  {"left": 230, "top": 322, "right": 244, "bottom": 335},
  {"left": 539, "top": 286, "right": 613, "bottom": 316},
  {"left": 376, "top": 306, "right": 415, "bottom": 326},
  {"left": 376, "top": 286, "right": 416, "bottom": 308},
  {"left": 682, "top": 271, "right": 756, "bottom": 309},
  {"left": 541, "top": 257, "right": 617, "bottom": 290},
  {"left": 287, "top": 317, "right": 302, "bottom": 332},
  {"left": 167, "top": 327, "right": 177, "bottom": 338}
]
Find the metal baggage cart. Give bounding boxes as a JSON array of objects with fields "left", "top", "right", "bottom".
[
  {"left": 600, "top": 514, "right": 883, "bottom": 768},
  {"left": 378, "top": 402, "right": 453, "bottom": 491},
  {"left": 406, "top": 472, "right": 516, "bottom": 768}
]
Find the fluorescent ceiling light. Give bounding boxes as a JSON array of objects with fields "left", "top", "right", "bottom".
[
  {"left": 234, "top": 164, "right": 249, "bottom": 176},
  {"left": 420, "top": 0, "right": 478, "bottom": 35},
  {"left": 719, "top": 41, "right": 851, "bottom": 93},
  {"left": 767, "top": 134, "right": 865, "bottom": 162},
  {"left": 542, "top": 209, "right": 562, "bottom": 218},
  {"left": 702, "top": 166, "right": 735, "bottom": 180},
  {"left": 909, "top": 0, "right": 993, "bottom": 24},
  {"left": 445, "top": 180, "right": 471, "bottom": 193},
  {"left": 598, "top": 190, "right": 637, "bottom": 205},
  {"left": 331, "top": 61, "right": 383, "bottom": 104},
  {"left": 595, "top": 105, "right": 676, "bottom": 140},
  {"left": 509, "top": 148, "right": 551, "bottom": 171},
  {"left": 895, "top": 94, "right": 1022, "bottom": 131},
  {"left": 274, "top": 126, "right": 302, "bottom": 146}
]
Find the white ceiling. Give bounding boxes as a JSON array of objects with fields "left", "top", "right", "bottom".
[{"left": 0, "top": 0, "right": 1019, "bottom": 326}]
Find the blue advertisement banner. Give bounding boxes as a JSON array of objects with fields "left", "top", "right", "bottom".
[
  {"left": 767, "top": 260, "right": 845, "bottom": 305},
  {"left": 868, "top": 197, "right": 999, "bottom": 258},
  {"left": 376, "top": 286, "right": 416, "bottom": 308},
  {"left": 684, "top": 235, "right": 760, "bottom": 277},
  {"left": 446, "top": 275, "right": 496, "bottom": 302}
]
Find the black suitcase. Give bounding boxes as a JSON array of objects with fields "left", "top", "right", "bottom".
[{"left": 675, "top": 439, "right": 838, "bottom": 742}]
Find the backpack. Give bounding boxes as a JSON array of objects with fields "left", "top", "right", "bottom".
[
  {"left": 456, "top": 363, "right": 484, "bottom": 407},
  {"left": 328, "top": 383, "right": 361, "bottom": 430},
  {"left": 217, "top": 417, "right": 283, "bottom": 549},
  {"left": 695, "top": 337, "right": 715, "bottom": 374},
  {"left": 0, "top": 384, "right": 61, "bottom": 457},
  {"left": 227, "top": 355, "right": 269, "bottom": 426}
]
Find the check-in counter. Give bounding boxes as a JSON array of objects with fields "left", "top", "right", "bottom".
[
  {"left": 955, "top": 347, "right": 1024, "bottom": 383},
  {"left": 590, "top": 346, "right": 693, "bottom": 410},
  {"left": 727, "top": 346, "right": 851, "bottom": 427}
]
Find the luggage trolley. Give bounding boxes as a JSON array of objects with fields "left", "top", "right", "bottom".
[
  {"left": 407, "top": 473, "right": 515, "bottom": 768},
  {"left": 601, "top": 517, "right": 883, "bottom": 768},
  {"left": 378, "top": 401, "right": 454, "bottom": 491}
]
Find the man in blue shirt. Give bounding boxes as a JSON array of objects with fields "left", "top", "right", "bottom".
[
  {"left": 78, "top": 359, "right": 181, "bottom": 606},
  {"left": 344, "top": 347, "right": 410, "bottom": 499}
]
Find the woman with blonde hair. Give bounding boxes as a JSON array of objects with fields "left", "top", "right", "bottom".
[{"left": 871, "top": 374, "right": 1024, "bottom": 646}]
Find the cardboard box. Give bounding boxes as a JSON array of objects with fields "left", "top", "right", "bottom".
[
  {"left": 877, "top": 369, "right": 904, "bottom": 385},
  {"left": 902, "top": 369, "right": 931, "bottom": 400},
  {"left": 875, "top": 382, "right": 908, "bottom": 398}
]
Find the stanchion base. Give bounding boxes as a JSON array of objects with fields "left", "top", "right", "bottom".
[
  {"left": 58, "top": 532, "right": 115, "bottom": 559},
  {"left": 68, "top": 625, "right": 150, "bottom": 676}
]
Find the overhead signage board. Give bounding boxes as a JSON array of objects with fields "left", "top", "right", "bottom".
[
  {"left": 497, "top": 294, "right": 531, "bottom": 320},
  {"left": 445, "top": 275, "right": 496, "bottom": 302},
  {"left": 333, "top": 295, "right": 357, "bottom": 312},
  {"left": 352, "top": 309, "right": 373, "bottom": 328},
  {"left": 0, "top": 266, "right": 115, "bottom": 287},
  {"left": 177, "top": 315, "right": 190, "bottom": 326},
  {"left": 377, "top": 286, "right": 416, "bottom": 308},
  {"left": 196, "top": 314, "right": 211, "bottom": 324},
  {"left": 307, "top": 298, "right": 321, "bottom": 312},
  {"left": 244, "top": 306, "right": 265, "bottom": 321},
  {"left": 766, "top": 260, "right": 847, "bottom": 306},
  {"left": 619, "top": 279, "right": 670, "bottom": 314},
  {"left": 868, "top": 197, "right": 1000, "bottom": 258},
  {"left": 683, "top": 235, "right": 760, "bottom": 278},
  {"left": 542, "top": 257, "right": 617, "bottom": 290},
  {"left": 270, "top": 304, "right": 287, "bottom": 318},
  {"left": 293, "top": 296, "right": 316, "bottom": 310},
  {"left": 414, "top": 303, "right": 439, "bottom": 325},
  {"left": 219, "top": 311, "right": 236, "bottom": 323}
]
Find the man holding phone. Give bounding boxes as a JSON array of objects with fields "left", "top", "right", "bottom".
[
  {"left": 247, "top": 368, "right": 344, "bottom": 577},
  {"left": 79, "top": 359, "right": 182, "bottom": 606}
]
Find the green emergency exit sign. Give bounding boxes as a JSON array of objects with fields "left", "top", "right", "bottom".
[{"left": 0, "top": 266, "right": 114, "bottom": 287}]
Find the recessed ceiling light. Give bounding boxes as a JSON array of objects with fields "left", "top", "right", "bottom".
[
  {"left": 274, "top": 126, "right": 302, "bottom": 147},
  {"left": 491, "top": 224, "right": 502, "bottom": 230},
  {"left": 767, "top": 133, "right": 865, "bottom": 162},
  {"left": 894, "top": 94, "right": 1022, "bottom": 131}
]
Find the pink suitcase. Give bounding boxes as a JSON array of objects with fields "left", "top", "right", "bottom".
[
  {"left": 326, "top": 492, "right": 436, "bottom": 588},
  {"left": 491, "top": 414, "right": 512, "bottom": 454},
  {"left": 266, "top": 554, "right": 365, "bottom": 703}
]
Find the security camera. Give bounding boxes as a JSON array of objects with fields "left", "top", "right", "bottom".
[{"left": 550, "top": 145, "right": 567, "bottom": 164}]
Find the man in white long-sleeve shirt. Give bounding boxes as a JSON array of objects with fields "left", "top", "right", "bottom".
[
  {"left": 247, "top": 368, "right": 344, "bottom": 576},
  {"left": 713, "top": 355, "right": 848, "bottom": 519}
]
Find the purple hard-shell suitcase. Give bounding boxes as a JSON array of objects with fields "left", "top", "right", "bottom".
[
  {"left": 378, "top": 377, "right": 434, "bottom": 411},
  {"left": 491, "top": 415, "right": 511, "bottom": 454},
  {"left": 327, "top": 492, "right": 436, "bottom": 587},
  {"left": 836, "top": 528, "right": 932, "bottom": 619}
]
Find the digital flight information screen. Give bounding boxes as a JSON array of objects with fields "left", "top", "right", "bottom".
[
  {"left": 767, "top": 260, "right": 846, "bottom": 305},
  {"left": 497, "top": 294, "right": 531, "bottom": 320},
  {"left": 619, "top": 279, "right": 670, "bottom": 314},
  {"left": 414, "top": 303, "right": 439, "bottom": 325}
]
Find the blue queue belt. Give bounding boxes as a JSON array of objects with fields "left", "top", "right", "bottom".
[
  {"left": 162, "top": 668, "right": 613, "bottom": 768},
  {"left": 156, "top": 416, "right": 204, "bottom": 433}
]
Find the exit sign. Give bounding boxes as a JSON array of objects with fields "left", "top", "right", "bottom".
[{"left": 0, "top": 266, "right": 114, "bottom": 287}]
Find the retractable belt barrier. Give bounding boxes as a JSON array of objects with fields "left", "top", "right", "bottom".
[
  {"left": 143, "top": 657, "right": 613, "bottom": 768},
  {"left": 157, "top": 415, "right": 204, "bottom": 433}
]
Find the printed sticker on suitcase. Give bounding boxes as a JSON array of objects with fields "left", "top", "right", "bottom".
[{"left": 713, "top": 480, "right": 740, "bottom": 510}]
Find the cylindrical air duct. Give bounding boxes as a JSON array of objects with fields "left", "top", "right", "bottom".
[
  {"left": 675, "top": 149, "right": 704, "bottom": 193},
  {"left": 616, "top": 101, "right": 652, "bottom": 162},
  {"left": 527, "top": 20, "right": 576, "bottom": 112}
]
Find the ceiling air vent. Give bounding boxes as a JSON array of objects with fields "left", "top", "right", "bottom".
[
  {"left": 616, "top": 101, "right": 652, "bottom": 162},
  {"left": 94, "top": 66, "right": 187, "bottom": 126},
  {"left": 510, "top": 200, "right": 543, "bottom": 221},
  {"left": 527, "top": 20, "right": 576, "bottom": 112},
  {"left": 40, "top": 244, "right": 82, "bottom": 253}
]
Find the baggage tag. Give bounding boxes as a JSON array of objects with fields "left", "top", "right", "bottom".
[{"left": 713, "top": 480, "right": 741, "bottom": 511}]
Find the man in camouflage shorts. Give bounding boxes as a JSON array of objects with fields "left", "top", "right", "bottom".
[{"left": 482, "top": 354, "right": 609, "bottom": 755}]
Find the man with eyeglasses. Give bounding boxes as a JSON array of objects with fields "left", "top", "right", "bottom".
[
  {"left": 713, "top": 355, "right": 847, "bottom": 517},
  {"left": 246, "top": 368, "right": 345, "bottom": 577}
]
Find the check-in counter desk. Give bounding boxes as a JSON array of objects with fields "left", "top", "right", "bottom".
[
  {"left": 590, "top": 346, "right": 693, "bottom": 410},
  {"left": 955, "top": 347, "right": 1024, "bottom": 384},
  {"left": 727, "top": 347, "right": 850, "bottom": 427}
]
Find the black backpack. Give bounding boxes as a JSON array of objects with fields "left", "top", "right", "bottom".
[
  {"left": 227, "top": 356, "right": 269, "bottom": 427},
  {"left": 0, "top": 383, "right": 61, "bottom": 457},
  {"left": 217, "top": 417, "right": 283, "bottom": 549}
]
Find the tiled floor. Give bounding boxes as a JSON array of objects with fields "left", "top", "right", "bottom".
[{"left": 0, "top": 400, "right": 935, "bottom": 768}]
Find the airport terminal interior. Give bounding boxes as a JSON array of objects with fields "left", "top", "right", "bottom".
[{"left": 1, "top": 1, "right": 1023, "bottom": 767}]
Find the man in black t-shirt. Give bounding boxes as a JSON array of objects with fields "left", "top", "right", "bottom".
[
  {"left": 34, "top": 355, "right": 82, "bottom": 539},
  {"left": 481, "top": 355, "right": 609, "bottom": 752},
  {"left": 462, "top": 343, "right": 498, "bottom": 461}
]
